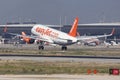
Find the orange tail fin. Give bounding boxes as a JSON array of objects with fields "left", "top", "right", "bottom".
[
  {"left": 21, "top": 32, "right": 30, "bottom": 43},
  {"left": 68, "top": 17, "right": 79, "bottom": 37}
]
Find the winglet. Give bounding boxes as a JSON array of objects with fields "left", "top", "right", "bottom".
[
  {"left": 68, "top": 17, "right": 79, "bottom": 37},
  {"left": 110, "top": 28, "right": 115, "bottom": 35}
]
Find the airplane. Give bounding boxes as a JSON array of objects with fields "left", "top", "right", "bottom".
[
  {"left": 21, "top": 32, "right": 35, "bottom": 44},
  {"left": 4, "top": 17, "right": 114, "bottom": 50},
  {"left": 111, "top": 41, "right": 118, "bottom": 46},
  {"left": 103, "top": 41, "right": 111, "bottom": 47},
  {"left": 30, "top": 17, "right": 79, "bottom": 50}
]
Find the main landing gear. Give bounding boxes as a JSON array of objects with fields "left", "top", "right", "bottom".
[
  {"left": 38, "top": 45, "right": 44, "bottom": 50},
  {"left": 38, "top": 41, "right": 44, "bottom": 50},
  {"left": 61, "top": 46, "right": 67, "bottom": 50}
]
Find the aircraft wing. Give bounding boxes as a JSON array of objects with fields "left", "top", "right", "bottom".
[
  {"left": 7, "top": 32, "right": 54, "bottom": 43},
  {"left": 77, "top": 28, "right": 115, "bottom": 41},
  {"left": 24, "top": 35, "right": 54, "bottom": 43},
  {"left": 6, "top": 32, "right": 24, "bottom": 37}
]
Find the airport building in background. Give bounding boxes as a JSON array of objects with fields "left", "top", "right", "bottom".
[{"left": 0, "top": 22, "right": 120, "bottom": 43}]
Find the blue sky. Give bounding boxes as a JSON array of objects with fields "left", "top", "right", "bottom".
[{"left": 0, "top": 0, "right": 120, "bottom": 24}]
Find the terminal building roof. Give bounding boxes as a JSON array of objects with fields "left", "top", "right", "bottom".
[
  {"left": 0, "top": 23, "right": 120, "bottom": 27},
  {"left": 78, "top": 23, "right": 120, "bottom": 26},
  {"left": 0, "top": 24, "right": 61, "bottom": 27}
]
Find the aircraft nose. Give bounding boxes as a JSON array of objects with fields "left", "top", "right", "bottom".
[{"left": 31, "top": 27, "right": 35, "bottom": 33}]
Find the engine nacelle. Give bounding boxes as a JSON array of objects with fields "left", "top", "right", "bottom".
[
  {"left": 28, "top": 39, "right": 35, "bottom": 44},
  {"left": 21, "top": 38, "right": 35, "bottom": 44}
]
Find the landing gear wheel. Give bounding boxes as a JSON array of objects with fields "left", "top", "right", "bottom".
[
  {"left": 65, "top": 47, "right": 67, "bottom": 50},
  {"left": 38, "top": 41, "right": 44, "bottom": 50},
  {"left": 38, "top": 46, "right": 44, "bottom": 50},
  {"left": 61, "top": 46, "right": 67, "bottom": 50}
]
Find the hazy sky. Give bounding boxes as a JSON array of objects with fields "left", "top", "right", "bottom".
[{"left": 0, "top": 0, "right": 120, "bottom": 25}]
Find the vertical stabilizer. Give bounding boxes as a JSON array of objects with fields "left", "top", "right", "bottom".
[
  {"left": 68, "top": 17, "right": 79, "bottom": 37},
  {"left": 21, "top": 32, "right": 30, "bottom": 43}
]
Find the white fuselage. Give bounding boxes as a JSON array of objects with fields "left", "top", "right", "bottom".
[{"left": 31, "top": 24, "right": 77, "bottom": 45}]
